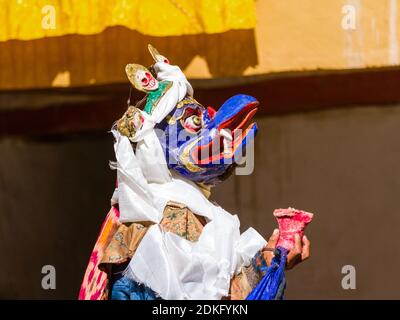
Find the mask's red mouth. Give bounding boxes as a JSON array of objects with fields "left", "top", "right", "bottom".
[
  {"left": 191, "top": 101, "right": 259, "bottom": 165},
  {"left": 143, "top": 76, "right": 157, "bottom": 90}
]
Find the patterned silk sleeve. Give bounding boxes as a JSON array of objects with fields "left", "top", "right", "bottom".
[{"left": 229, "top": 250, "right": 269, "bottom": 300}]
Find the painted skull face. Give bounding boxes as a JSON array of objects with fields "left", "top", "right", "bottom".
[
  {"left": 155, "top": 94, "right": 259, "bottom": 186},
  {"left": 126, "top": 64, "right": 159, "bottom": 92}
]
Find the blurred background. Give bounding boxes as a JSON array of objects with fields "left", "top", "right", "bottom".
[{"left": 1, "top": 0, "right": 400, "bottom": 299}]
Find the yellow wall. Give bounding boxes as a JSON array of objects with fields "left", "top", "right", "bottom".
[
  {"left": 0, "top": 0, "right": 256, "bottom": 40},
  {"left": 0, "top": 0, "right": 399, "bottom": 89}
]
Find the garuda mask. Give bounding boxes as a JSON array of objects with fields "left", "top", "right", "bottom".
[{"left": 117, "top": 45, "right": 259, "bottom": 186}]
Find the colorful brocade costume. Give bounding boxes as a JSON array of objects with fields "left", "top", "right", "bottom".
[{"left": 79, "top": 202, "right": 270, "bottom": 300}]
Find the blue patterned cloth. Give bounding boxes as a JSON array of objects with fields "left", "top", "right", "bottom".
[
  {"left": 246, "top": 247, "right": 288, "bottom": 300},
  {"left": 109, "top": 263, "right": 161, "bottom": 300}
]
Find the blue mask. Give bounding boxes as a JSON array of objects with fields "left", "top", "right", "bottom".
[{"left": 154, "top": 93, "right": 259, "bottom": 186}]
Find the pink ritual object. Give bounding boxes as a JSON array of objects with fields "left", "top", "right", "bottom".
[{"left": 273, "top": 207, "right": 314, "bottom": 251}]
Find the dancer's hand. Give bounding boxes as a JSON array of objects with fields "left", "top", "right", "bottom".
[{"left": 262, "top": 229, "right": 311, "bottom": 270}]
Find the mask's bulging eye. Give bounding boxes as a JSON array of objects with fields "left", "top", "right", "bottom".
[{"left": 184, "top": 115, "right": 202, "bottom": 133}]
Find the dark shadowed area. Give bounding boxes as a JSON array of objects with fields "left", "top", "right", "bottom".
[{"left": 1, "top": 104, "right": 399, "bottom": 299}]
